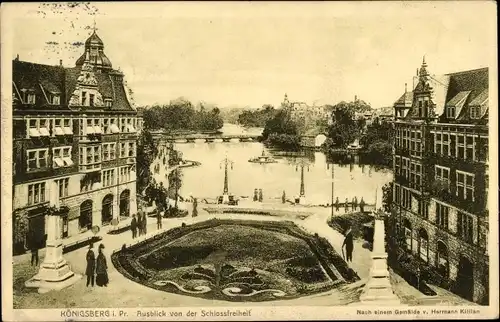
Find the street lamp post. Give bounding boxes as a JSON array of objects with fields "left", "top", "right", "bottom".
[
  {"left": 293, "top": 158, "right": 311, "bottom": 205},
  {"left": 220, "top": 155, "right": 234, "bottom": 204},
  {"left": 327, "top": 162, "right": 335, "bottom": 220}
]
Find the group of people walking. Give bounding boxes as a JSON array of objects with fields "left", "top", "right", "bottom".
[
  {"left": 130, "top": 211, "right": 148, "bottom": 239},
  {"left": 253, "top": 188, "right": 264, "bottom": 202},
  {"left": 85, "top": 243, "right": 109, "bottom": 287},
  {"left": 334, "top": 196, "right": 366, "bottom": 213}
]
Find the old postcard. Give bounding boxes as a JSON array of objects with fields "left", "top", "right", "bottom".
[{"left": 1, "top": 1, "right": 498, "bottom": 321}]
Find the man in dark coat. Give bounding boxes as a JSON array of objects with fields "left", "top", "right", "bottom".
[
  {"left": 137, "top": 211, "right": 143, "bottom": 236},
  {"left": 342, "top": 227, "right": 354, "bottom": 263},
  {"left": 130, "top": 214, "right": 137, "bottom": 239},
  {"left": 359, "top": 197, "right": 366, "bottom": 213},
  {"left": 156, "top": 209, "right": 162, "bottom": 230},
  {"left": 85, "top": 244, "right": 96, "bottom": 287},
  {"left": 142, "top": 212, "right": 148, "bottom": 235},
  {"left": 28, "top": 230, "right": 40, "bottom": 266},
  {"left": 344, "top": 198, "right": 350, "bottom": 213},
  {"left": 334, "top": 197, "right": 340, "bottom": 212},
  {"left": 352, "top": 197, "right": 358, "bottom": 212}
]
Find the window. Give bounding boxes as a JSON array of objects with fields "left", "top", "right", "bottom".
[
  {"left": 418, "top": 99, "right": 423, "bottom": 117},
  {"left": 80, "top": 145, "right": 101, "bottom": 171},
  {"left": 410, "top": 162, "right": 421, "bottom": 189},
  {"left": 63, "top": 119, "right": 72, "bottom": 135},
  {"left": 418, "top": 230, "right": 429, "bottom": 263},
  {"left": 86, "top": 119, "right": 95, "bottom": 135},
  {"left": 38, "top": 119, "right": 50, "bottom": 137},
  {"left": 466, "top": 135, "right": 475, "bottom": 161},
  {"left": 102, "top": 143, "right": 116, "bottom": 161},
  {"left": 27, "top": 149, "right": 48, "bottom": 171},
  {"left": 28, "top": 182, "right": 46, "bottom": 205},
  {"left": 89, "top": 94, "right": 95, "bottom": 107},
  {"left": 93, "top": 118, "right": 102, "bottom": 134},
  {"left": 456, "top": 171, "right": 474, "bottom": 201},
  {"left": 436, "top": 202, "right": 449, "bottom": 229},
  {"left": 418, "top": 200, "right": 429, "bottom": 219},
  {"left": 120, "top": 143, "right": 126, "bottom": 158},
  {"left": 28, "top": 119, "right": 40, "bottom": 138},
  {"left": 456, "top": 134, "right": 466, "bottom": 159},
  {"left": 402, "top": 157, "right": 410, "bottom": 180},
  {"left": 128, "top": 142, "right": 136, "bottom": 157},
  {"left": 53, "top": 147, "right": 73, "bottom": 168},
  {"left": 120, "top": 118, "right": 127, "bottom": 133},
  {"left": 404, "top": 225, "right": 412, "bottom": 251},
  {"left": 103, "top": 119, "right": 109, "bottom": 134},
  {"left": 82, "top": 91, "right": 87, "bottom": 106},
  {"left": 470, "top": 106, "right": 481, "bottom": 119},
  {"left": 119, "top": 166, "right": 131, "bottom": 183},
  {"left": 394, "top": 156, "right": 401, "bottom": 175},
  {"left": 402, "top": 187, "right": 411, "bottom": 209},
  {"left": 105, "top": 100, "right": 112, "bottom": 108},
  {"left": 109, "top": 118, "right": 120, "bottom": 133},
  {"left": 56, "top": 178, "right": 69, "bottom": 198},
  {"left": 434, "top": 131, "right": 450, "bottom": 156},
  {"left": 457, "top": 211, "right": 474, "bottom": 243},
  {"left": 435, "top": 165, "right": 450, "bottom": 191},
  {"left": 101, "top": 169, "right": 115, "bottom": 187},
  {"left": 447, "top": 106, "right": 455, "bottom": 118},
  {"left": 52, "top": 95, "right": 60, "bottom": 105},
  {"left": 27, "top": 93, "right": 36, "bottom": 104}
]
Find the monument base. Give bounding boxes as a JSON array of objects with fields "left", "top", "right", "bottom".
[
  {"left": 359, "top": 276, "right": 402, "bottom": 305},
  {"left": 221, "top": 194, "right": 229, "bottom": 204},
  {"left": 25, "top": 266, "right": 81, "bottom": 294}
]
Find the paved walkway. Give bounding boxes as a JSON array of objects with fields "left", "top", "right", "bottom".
[{"left": 13, "top": 202, "right": 474, "bottom": 308}]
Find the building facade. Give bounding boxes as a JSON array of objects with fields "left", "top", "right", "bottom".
[
  {"left": 12, "top": 31, "right": 141, "bottom": 254},
  {"left": 391, "top": 58, "right": 489, "bottom": 304}
]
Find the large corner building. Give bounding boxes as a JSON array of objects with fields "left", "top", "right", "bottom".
[
  {"left": 12, "top": 31, "right": 143, "bottom": 254},
  {"left": 391, "top": 58, "right": 489, "bottom": 304}
]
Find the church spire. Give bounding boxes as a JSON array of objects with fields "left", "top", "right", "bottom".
[{"left": 419, "top": 55, "right": 429, "bottom": 77}]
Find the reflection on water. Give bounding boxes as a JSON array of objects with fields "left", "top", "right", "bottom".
[{"left": 152, "top": 124, "right": 393, "bottom": 205}]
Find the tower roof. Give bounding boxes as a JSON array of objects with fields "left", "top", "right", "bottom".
[
  {"left": 85, "top": 31, "right": 104, "bottom": 47},
  {"left": 75, "top": 31, "right": 112, "bottom": 69}
]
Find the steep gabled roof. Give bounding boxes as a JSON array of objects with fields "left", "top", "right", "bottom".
[
  {"left": 394, "top": 91, "right": 414, "bottom": 108},
  {"left": 445, "top": 68, "right": 488, "bottom": 121}
]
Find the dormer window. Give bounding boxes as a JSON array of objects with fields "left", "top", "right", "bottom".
[
  {"left": 89, "top": 94, "right": 95, "bottom": 107},
  {"left": 470, "top": 106, "right": 481, "bottom": 119},
  {"left": 52, "top": 95, "right": 60, "bottom": 105},
  {"left": 447, "top": 106, "right": 456, "bottom": 118},
  {"left": 105, "top": 100, "right": 112, "bottom": 108},
  {"left": 27, "top": 93, "right": 36, "bottom": 104},
  {"left": 82, "top": 91, "right": 87, "bottom": 106}
]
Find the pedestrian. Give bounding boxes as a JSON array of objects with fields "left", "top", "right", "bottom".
[
  {"left": 359, "top": 197, "right": 366, "bottom": 213},
  {"left": 334, "top": 197, "right": 340, "bottom": 212},
  {"left": 282, "top": 190, "right": 286, "bottom": 204},
  {"left": 131, "top": 214, "right": 137, "bottom": 239},
  {"left": 156, "top": 209, "right": 162, "bottom": 230},
  {"left": 95, "top": 244, "right": 109, "bottom": 287},
  {"left": 258, "top": 189, "right": 263, "bottom": 202},
  {"left": 192, "top": 198, "right": 198, "bottom": 218},
  {"left": 28, "top": 230, "right": 40, "bottom": 267},
  {"left": 85, "top": 244, "right": 95, "bottom": 287},
  {"left": 253, "top": 188, "right": 258, "bottom": 202},
  {"left": 342, "top": 227, "right": 354, "bottom": 263},
  {"left": 136, "top": 211, "right": 142, "bottom": 236},
  {"left": 344, "top": 198, "right": 349, "bottom": 213},
  {"left": 143, "top": 212, "right": 148, "bottom": 235},
  {"left": 352, "top": 197, "right": 358, "bottom": 212}
]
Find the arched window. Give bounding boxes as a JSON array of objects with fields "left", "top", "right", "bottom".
[
  {"left": 102, "top": 194, "right": 114, "bottom": 225},
  {"left": 403, "top": 218, "right": 412, "bottom": 252},
  {"left": 120, "top": 189, "right": 130, "bottom": 217},
  {"left": 418, "top": 228, "right": 429, "bottom": 262},
  {"left": 79, "top": 200, "right": 93, "bottom": 230},
  {"left": 436, "top": 241, "right": 449, "bottom": 278}
]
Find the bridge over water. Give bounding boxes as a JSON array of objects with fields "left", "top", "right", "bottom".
[{"left": 153, "top": 133, "right": 261, "bottom": 143}]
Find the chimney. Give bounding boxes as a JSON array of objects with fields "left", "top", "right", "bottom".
[
  {"left": 15, "top": 54, "right": 19, "bottom": 61},
  {"left": 59, "top": 59, "right": 63, "bottom": 67},
  {"left": 405, "top": 83, "right": 407, "bottom": 93},
  {"left": 354, "top": 95, "right": 358, "bottom": 102}
]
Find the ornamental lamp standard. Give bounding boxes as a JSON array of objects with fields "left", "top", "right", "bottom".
[
  {"left": 326, "top": 162, "right": 335, "bottom": 220},
  {"left": 292, "top": 157, "right": 311, "bottom": 205},
  {"left": 220, "top": 155, "right": 234, "bottom": 204}
]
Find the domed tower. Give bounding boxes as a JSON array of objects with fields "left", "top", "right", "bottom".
[{"left": 75, "top": 30, "right": 113, "bottom": 72}]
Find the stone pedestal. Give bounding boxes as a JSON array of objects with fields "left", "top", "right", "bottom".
[
  {"left": 221, "top": 194, "right": 230, "bottom": 204},
  {"left": 359, "top": 214, "right": 402, "bottom": 305},
  {"left": 25, "top": 215, "right": 81, "bottom": 294}
]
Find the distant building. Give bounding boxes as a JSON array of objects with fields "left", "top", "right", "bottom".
[
  {"left": 12, "top": 30, "right": 140, "bottom": 254},
  {"left": 391, "top": 57, "right": 489, "bottom": 304},
  {"left": 281, "top": 93, "right": 329, "bottom": 124}
]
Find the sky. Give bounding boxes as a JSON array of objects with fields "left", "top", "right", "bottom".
[{"left": 5, "top": 2, "right": 497, "bottom": 109}]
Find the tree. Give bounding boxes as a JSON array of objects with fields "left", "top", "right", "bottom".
[
  {"left": 262, "top": 109, "right": 301, "bottom": 150},
  {"left": 326, "top": 102, "right": 362, "bottom": 149},
  {"left": 136, "top": 129, "right": 157, "bottom": 194},
  {"left": 382, "top": 182, "right": 393, "bottom": 213}
]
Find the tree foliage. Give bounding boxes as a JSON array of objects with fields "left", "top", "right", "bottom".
[
  {"left": 326, "top": 101, "right": 364, "bottom": 149},
  {"left": 382, "top": 181, "right": 393, "bottom": 213},
  {"left": 136, "top": 129, "right": 157, "bottom": 194},
  {"left": 142, "top": 98, "right": 224, "bottom": 132},
  {"left": 237, "top": 105, "right": 277, "bottom": 127},
  {"left": 262, "top": 109, "right": 301, "bottom": 150}
]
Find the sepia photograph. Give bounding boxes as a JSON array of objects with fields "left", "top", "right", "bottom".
[{"left": 1, "top": 1, "right": 498, "bottom": 321}]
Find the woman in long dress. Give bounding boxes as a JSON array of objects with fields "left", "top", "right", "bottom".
[{"left": 95, "top": 244, "right": 109, "bottom": 287}]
